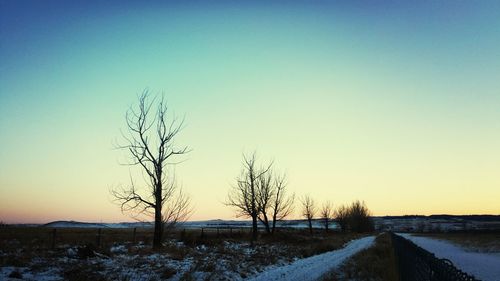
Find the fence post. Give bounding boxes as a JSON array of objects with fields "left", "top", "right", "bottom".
[
  {"left": 133, "top": 227, "right": 137, "bottom": 244},
  {"left": 51, "top": 228, "right": 57, "bottom": 250},
  {"left": 96, "top": 228, "right": 101, "bottom": 248}
]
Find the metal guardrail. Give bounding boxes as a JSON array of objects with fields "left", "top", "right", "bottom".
[{"left": 391, "top": 233, "right": 481, "bottom": 281}]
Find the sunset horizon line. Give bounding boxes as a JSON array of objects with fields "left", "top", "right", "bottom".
[{"left": 4, "top": 213, "right": 500, "bottom": 225}]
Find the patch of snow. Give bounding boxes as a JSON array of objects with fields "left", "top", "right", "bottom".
[
  {"left": 397, "top": 233, "right": 500, "bottom": 281},
  {"left": 66, "top": 247, "right": 77, "bottom": 258},
  {"left": 110, "top": 244, "right": 128, "bottom": 255},
  {"left": 247, "top": 236, "right": 375, "bottom": 281},
  {"left": 196, "top": 244, "right": 207, "bottom": 251}
]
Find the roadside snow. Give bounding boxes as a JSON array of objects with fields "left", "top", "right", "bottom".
[
  {"left": 1, "top": 266, "right": 61, "bottom": 281},
  {"left": 247, "top": 236, "right": 375, "bottom": 281},
  {"left": 398, "top": 233, "right": 500, "bottom": 281}
]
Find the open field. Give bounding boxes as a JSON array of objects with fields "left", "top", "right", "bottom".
[
  {"left": 416, "top": 232, "right": 500, "bottom": 253},
  {"left": 0, "top": 226, "right": 367, "bottom": 280},
  {"left": 2, "top": 222, "right": 500, "bottom": 280}
]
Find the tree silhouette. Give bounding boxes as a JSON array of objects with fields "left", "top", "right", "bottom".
[
  {"left": 320, "top": 201, "right": 334, "bottom": 232},
  {"left": 226, "top": 152, "right": 271, "bottom": 242},
  {"left": 112, "top": 90, "right": 191, "bottom": 249},
  {"left": 301, "top": 195, "right": 316, "bottom": 234}
]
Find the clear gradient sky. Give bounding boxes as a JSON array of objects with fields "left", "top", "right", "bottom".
[{"left": 1, "top": 0, "right": 499, "bottom": 223}]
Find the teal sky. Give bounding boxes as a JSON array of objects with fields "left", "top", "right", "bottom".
[{"left": 1, "top": 1, "right": 500, "bottom": 223}]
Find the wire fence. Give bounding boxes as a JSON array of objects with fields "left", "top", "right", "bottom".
[
  {"left": 391, "top": 233, "right": 481, "bottom": 281},
  {"left": 3, "top": 225, "right": 315, "bottom": 251}
]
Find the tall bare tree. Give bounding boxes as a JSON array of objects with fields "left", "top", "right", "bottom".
[
  {"left": 301, "top": 195, "right": 316, "bottom": 234},
  {"left": 226, "top": 153, "right": 271, "bottom": 242},
  {"left": 320, "top": 201, "right": 334, "bottom": 232},
  {"left": 111, "top": 90, "right": 190, "bottom": 249}
]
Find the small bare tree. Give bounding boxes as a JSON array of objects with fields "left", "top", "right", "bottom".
[
  {"left": 111, "top": 90, "right": 191, "bottom": 249},
  {"left": 334, "top": 204, "right": 349, "bottom": 233},
  {"left": 320, "top": 201, "right": 334, "bottom": 232},
  {"left": 226, "top": 153, "right": 271, "bottom": 242},
  {"left": 270, "top": 173, "right": 294, "bottom": 233},
  {"left": 301, "top": 195, "right": 316, "bottom": 234},
  {"left": 256, "top": 170, "right": 294, "bottom": 234}
]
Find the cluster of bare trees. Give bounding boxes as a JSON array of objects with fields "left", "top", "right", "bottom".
[
  {"left": 224, "top": 152, "right": 374, "bottom": 241},
  {"left": 226, "top": 153, "right": 295, "bottom": 241},
  {"left": 111, "top": 90, "right": 374, "bottom": 249},
  {"left": 225, "top": 155, "right": 374, "bottom": 240},
  {"left": 299, "top": 198, "right": 374, "bottom": 234}
]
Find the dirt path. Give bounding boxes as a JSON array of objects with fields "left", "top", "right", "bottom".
[{"left": 248, "top": 236, "right": 375, "bottom": 281}]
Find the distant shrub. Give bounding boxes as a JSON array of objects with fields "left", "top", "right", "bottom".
[
  {"left": 347, "top": 201, "right": 374, "bottom": 233},
  {"left": 339, "top": 201, "right": 375, "bottom": 233}
]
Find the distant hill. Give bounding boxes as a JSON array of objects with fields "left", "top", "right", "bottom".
[
  {"left": 377, "top": 215, "right": 500, "bottom": 222},
  {"left": 42, "top": 220, "right": 152, "bottom": 228},
  {"left": 38, "top": 219, "right": 324, "bottom": 229},
  {"left": 43, "top": 221, "right": 109, "bottom": 228},
  {"left": 27, "top": 214, "right": 500, "bottom": 232}
]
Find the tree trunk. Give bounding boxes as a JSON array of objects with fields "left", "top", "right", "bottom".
[
  {"left": 272, "top": 212, "right": 279, "bottom": 234},
  {"left": 251, "top": 213, "right": 258, "bottom": 243},
  {"left": 153, "top": 206, "right": 163, "bottom": 249},
  {"left": 258, "top": 215, "right": 271, "bottom": 234},
  {"left": 308, "top": 218, "right": 313, "bottom": 234},
  {"left": 250, "top": 171, "right": 258, "bottom": 243},
  {"left": 153, "top": 183, "right": 163, "bottom": 249}
]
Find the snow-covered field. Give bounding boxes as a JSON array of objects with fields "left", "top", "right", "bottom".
[
  {"left": 0, "top": 230, "right": 368, "bottom": 281},
  {"left": 248, "top": 236, "right": 375, "bottom": 281},
  {"left": 398, "top": 233, "right": 500, "bottom": 281}
]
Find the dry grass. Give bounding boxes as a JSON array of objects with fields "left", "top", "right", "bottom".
[
  {"left": 175, "top": 227, "right": 366, "bottom": 259},
  {"left": 259, "top": 230, "right": 367, "bottom": 258},
  {"left": 0, "top": 226, "right": 153, "bottom": 251},
  {"left": 322, "top": 233, "right": 399, "bottom": 281},
  {"left": 417, "top": 232, "right": 500, "bottom": 253},
  {"left": 1, "top": 225, "right": 374, "bottom": 280}
]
